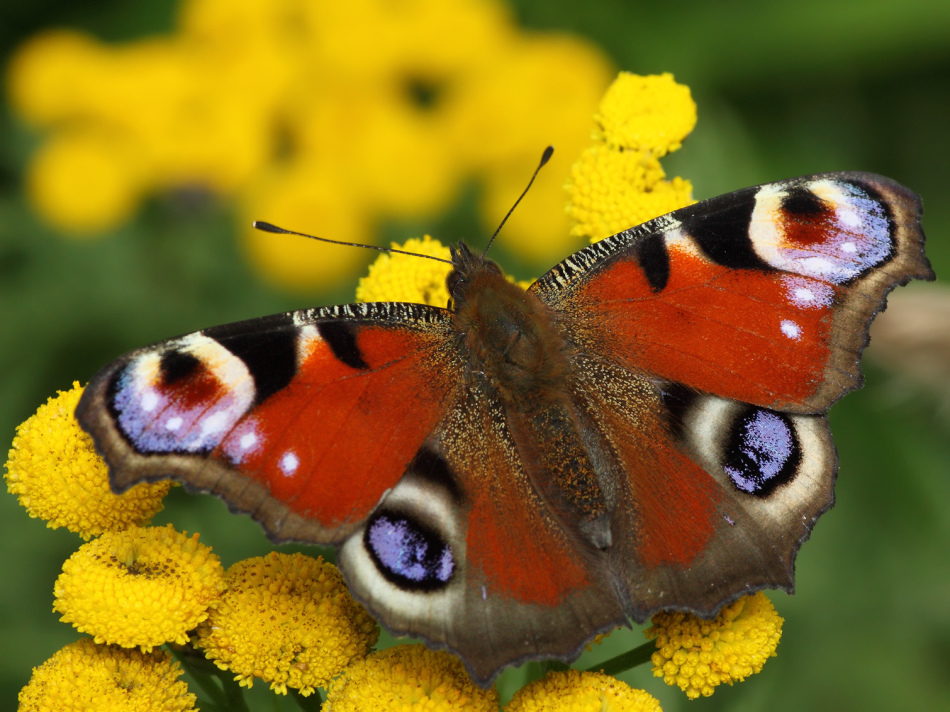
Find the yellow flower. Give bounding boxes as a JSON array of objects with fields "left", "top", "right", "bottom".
[
  {"left": 645, "top": 592, "right": 783, "bottom": 700},
  {"left": 195, "top": 552, "right": 379, "bottom": 696},
  {"left": 4, "top": 382, "right": 169, "bottom": 538},
  {"left": 324, "top": 644, "right": 498, "bottom": 712},
  {"left": 53, "top": 524, "right": 225, "bottom": 650},
  {"left": 356, "top": 236, "right": 453, "bottom": 305},
  {"left": 504, "top": 670, "right": 662, "bottom": 712},
  {"left": 18, "top": 638, "right": 196, "bottom": 712},
  {"left": 593, "top": 72, "right": 696, "bottom": 155},
  {"left": 25, "top": 128, "right": 146, "bottom": 235},
  {"left": 7, "top": 0, "right": 613, "bottom": 288},
  {"left": 566, "top": 72, "right": 695, "bottom": 243},
  {"left": 4, "top": 28, "right": 105, "bottom": 126}
]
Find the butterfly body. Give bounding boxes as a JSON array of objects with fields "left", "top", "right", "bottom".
[{"left": 77, "top": 172, "right": 933, "bottom": 685}]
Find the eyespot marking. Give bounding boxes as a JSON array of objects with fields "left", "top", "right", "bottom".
[
  {"left": 365, "top": 512, "right": 454, "bottom": 591},
  {"left": 723, "top": 409, "right": 800, "bottom": 496}
]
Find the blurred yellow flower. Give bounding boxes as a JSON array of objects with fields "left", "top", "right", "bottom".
[
  {"left": 4, "top": 382, "right": 169, "bottom": 538},
  {"left": 18, "top": 638, "right": 196, "bottom": 712},
  {"left": 53, "top": 524, "right": 225, "bottom": 650},
  {"left": 7, "top": 0, "right": 614, "bottom": 287},
  {"left": 566, "top": 72, "right": 695, "bottom": 243},
  {"left": 324, "top": 644, "right": 498, "bottom": 712},
  {"left": 504, "top": 670, "right": 662, "bottom": 712},
  {"left": 26, "top": 129, "right": 146, "bottom": 235},
  {"left": 196, "top": 552, "right": 379, "bottom": 696},
  {"left": 645, "top": 592, "right": 783, "bottom": 700}
]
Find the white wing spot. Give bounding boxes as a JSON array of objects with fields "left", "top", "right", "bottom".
[
  {"left": 840, "top": 241, "right": 857, "bottom": 253},
  {"left": 794, "top": 287, "right": 815, "bottom": 303},
  {"left": 240, "top": 432, "right": 258, "bottom": 450},
  {"left": 781, "top": 320, "right": 802, "bottom": 340},
  {"left": 141, "top": 390, "right": 159, "bottom": 412},
  {"left": 165, "top": 416, "right": 183, "bottom": 431},
  {"left": 280, "top": 450, "right": 299, "bottom": 476},
  {"left": 838, "top": 209, "right": 861, "bottom": 227},
  {"left": 200, "top": 410, "right": 229, "bottom": 436}
]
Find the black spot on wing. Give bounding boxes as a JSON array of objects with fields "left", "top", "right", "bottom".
[
  {"left": 205, "top": 313, "right": 298, "bottom": 403},
  {"left": 781, "top": 185, "right": 829, "bottom": 218},
  {"left": 318, "top": 322, "right": 369, "bottom": 370},
  {"left": 409, "top": 446, "right": 463, "bottom": 504},
  {"left": 684, "top": 190, "right": 771, "bottom": 270},
  {"left": 160, "top": 350, "right": 201, "bottom": 385},
  {"left": 635, "top": 235, "right": 670, "bottom": 292},
  {"left": 660, "top": 382, "right": 698, "bottom": 440}
]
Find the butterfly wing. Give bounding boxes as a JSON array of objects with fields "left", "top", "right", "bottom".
[
  {"left": 78, "top": 300, "right": 626, "bottom": 684},
  {"left": 338, "top": 381, "right": 625, "bottom": 685},
  {"left": 77, "top": 303, "right": 463, "bottom": 544},
  {"left": 535, "top": 172, "right": 933, "bottom": 413},
  {"left": 531, "top": 172, "right": 932, "bottom": 618}
]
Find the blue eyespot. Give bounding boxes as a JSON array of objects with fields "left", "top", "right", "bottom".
[
  {"left": 723, "top": 409, "right": 799, "bottom": 495},
  {"left": 365, "top": 513, "right": 454, "bottom": 590}
]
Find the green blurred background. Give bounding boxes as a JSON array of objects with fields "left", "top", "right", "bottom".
[{"left": 2, "top": 0, "right": 949, "bottom": 709}]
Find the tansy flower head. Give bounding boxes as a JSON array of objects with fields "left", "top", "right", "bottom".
[
  {"left": 324, "top": 644, "right": 498, "bottom": 712},
  {"left": 4, "top": 382, "right": 170, "bottom": 539},
  {"left": 356, "top": 236, "right": 453, "bottom": 305},
  {"left": 195, "top": 552, "right": 379, "bottom": 696},
  {"left": 594, "top": 72, "right": 696, "bottom": 155},
  {"left": 504, "top": 670, "right": 662, "bottom": 712},
  {"left": 645, "top": 592, "right": 783, "bottom": 700},
  {"left": 53, "top": 523, "right": 225, "bottom": 650},
  {"left": 18, "top": 638, "right": 196, "bottom": 712},
  {"left": 566, "top": 72, "right": 695, "bottom": 243}
]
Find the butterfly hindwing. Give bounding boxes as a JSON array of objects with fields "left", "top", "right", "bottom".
[
  {"left": 77, "top": 303, "right": 462, "bottom": 543},
  {"left": 339, "top": 382, "right": 626, "bottom": 685}
]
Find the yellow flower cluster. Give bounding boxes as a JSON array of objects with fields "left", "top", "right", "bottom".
[
  {"left": 325, "top": 644, "right": 499, "bottom": 712},
  {"left": 18, "top": 638, "right": 196, "bottom": 712},
  {"left": 356, "top": 236, "right": 454, "bottom": 306},
  {"left": 7, "top": 0, "right": 614, "bottom": 287},
  {"left": 645, "top": 592, "right": 783, "bottom": 699},
  {"left": 505, "top": 670, "right": 662, "bottom": 712},
  {"left": 53, "top": 524, "right": 225, "bottom": 650},
  {"left": 566, "top": 72, "right": 695, "bottom": 243},
  {"left": 196, "top": 552, "right": 380, "bottom": 696},
  {"left": 4, "top": 382, "right": 169, "bottom": 539}
]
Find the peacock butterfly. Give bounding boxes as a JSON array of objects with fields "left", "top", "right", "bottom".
[{"left": 76, "top": 171, "right": 933, "bottom": 685}]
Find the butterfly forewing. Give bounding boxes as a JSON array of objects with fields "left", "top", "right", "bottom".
[{"left": 78, "top": 302, "right": 462, "bottom": 544}]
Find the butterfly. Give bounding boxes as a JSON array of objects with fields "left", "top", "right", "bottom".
[{"left": 76, "top": 172, "right": 933, "bottom": 685}]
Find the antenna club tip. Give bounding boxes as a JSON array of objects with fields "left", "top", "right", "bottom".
[
  {"left": 540, "top": 145, "right": 554, "bottom": 165},
  {"left": 253, "top": 221, "right": 283, "bottom": 233}
]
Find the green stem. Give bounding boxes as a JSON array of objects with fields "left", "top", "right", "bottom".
[
  {"left": 170, "top": 646, "right": 227, "bottom": 708},
  {"left": 290, "top": 687, "right": 324, "bottom": 712},
  {"left": 170, "top": 644, "right": 251, "bottom": 712},
  {"left": 586, "top": 640, "right": 655, "bottom": 677}
]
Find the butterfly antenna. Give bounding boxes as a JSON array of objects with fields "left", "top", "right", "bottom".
[
  {"left": 252, "top": 222, "right": 454, "bottom": 265},
  {"left": 482, "top": 145, "right": 553, "bottom": 257}
]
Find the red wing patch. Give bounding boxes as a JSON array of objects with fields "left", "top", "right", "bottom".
[
  {"left": 576, "top": 251, "right": 838, "bottom": 411},
  {"left": 218, "top": 327, "right": 456, "bottom": 526},
  {"left": 98, "top": 313, "right": 459, "bottom": 532}
]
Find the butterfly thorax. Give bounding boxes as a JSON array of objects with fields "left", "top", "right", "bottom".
[{"left": 448, "top": 243, "right": 569, "bottom": 396}]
